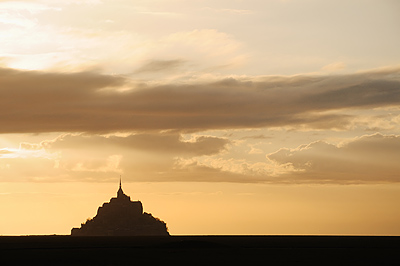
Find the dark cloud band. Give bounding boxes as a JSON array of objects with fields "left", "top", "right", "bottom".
[{"left": 1, "top": 67, "right": 399, "bottom": 133}]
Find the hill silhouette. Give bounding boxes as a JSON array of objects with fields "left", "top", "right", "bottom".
[{"left": 71, "top": 179, "right": 169, "bottom": 236}]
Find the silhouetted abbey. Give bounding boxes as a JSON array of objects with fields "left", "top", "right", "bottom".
[{"left": 71, "top": 179, "right": 169, "bottom": 236}]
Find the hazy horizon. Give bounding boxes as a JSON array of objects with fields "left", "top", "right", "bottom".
[{"left": 1, "top": 0, "right": 400, "bottom": 236}]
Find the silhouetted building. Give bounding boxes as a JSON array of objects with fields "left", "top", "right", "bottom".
[{"left": 71, "top": 179, "right": 169, "bottom": 236}]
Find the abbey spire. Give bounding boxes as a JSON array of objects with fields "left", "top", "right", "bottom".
[{"left": 117, "top": 176, "right": 129, "bottom": 199}]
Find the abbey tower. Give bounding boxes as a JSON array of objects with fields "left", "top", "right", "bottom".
[{"left": 71, "top": 179, "right": 169, "bottom": 236}]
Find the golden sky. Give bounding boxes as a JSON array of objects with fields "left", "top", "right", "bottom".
[{"left": 1, "top": 0, "right": 400, "bottom": 235}]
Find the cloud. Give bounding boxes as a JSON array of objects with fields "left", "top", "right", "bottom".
[
  {"left": 240, "top": 134, "right": 272, "bottom": 140},
  {"left": 0, "top": 66, "right": 400, "bottom": 133},
  {"left": 134, "top": 59, "right": 185, "bottom": 74},
  {"left": 2, "top": 132, "right": 400, "bottom": 184},
  {"left": 0, "top": 132, "right": 230, "bottom": 182},
  {"left": 202, "top": 7, "right": 254, "bottom": 15},
  {"left": 175, "top": 155, "right": 298, "bottom": 181},
  {"left": 42, "top": 133, "right": 229, "bottom": 156},
  {"left": 267, "top": 133, "right": 400, "bottom": 183},
  {"left": 321, "top": 62, "right": 346, "bottom": 72},
  {"left": 19, "top": 142, "right": 42, "bottom": 150},
  {"left": 140, "top": 29, "right": 247, "bottom": 75},
  {"left": 0, "top": 149, "right": 13, "bottom": 155}
]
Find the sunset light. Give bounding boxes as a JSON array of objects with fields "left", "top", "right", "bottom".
[{"left": 1, "top": 0, "right": 400, "bottom": 237}]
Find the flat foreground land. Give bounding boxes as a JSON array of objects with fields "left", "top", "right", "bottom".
[{"left": 0, "top": 235, "right": 399, "bottom": 265}]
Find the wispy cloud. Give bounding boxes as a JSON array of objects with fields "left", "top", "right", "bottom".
[
  {"left": 321, "top": 62, "right": 347, "bottom": 72},
  {"left": 202, "top": 7, "right": 254, "bottom": 15},
  {"left": 134, "top": 59, "right": 185, "bottom": 74}
]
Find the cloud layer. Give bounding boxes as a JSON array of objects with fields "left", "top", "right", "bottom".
[
  {"left": 2, "top": 132, "right": 400, "bottom": 184},
  {"left": 268, "top": 133, "right": 400, "bottom": 183},
  {"left": 1, "top": 65, "right": 400, "bottom": 184},
  {"left": 1, "top": 66, "right": 400, "bottom": 133}
]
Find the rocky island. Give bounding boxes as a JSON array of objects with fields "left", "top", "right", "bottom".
[{"left": 71, "top": 179, "right": 169, "bottom": 236}]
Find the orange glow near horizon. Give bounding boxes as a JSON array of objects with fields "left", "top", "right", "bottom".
[{"left": 1, "top": 182, "right": 399, "bottom": 236}]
